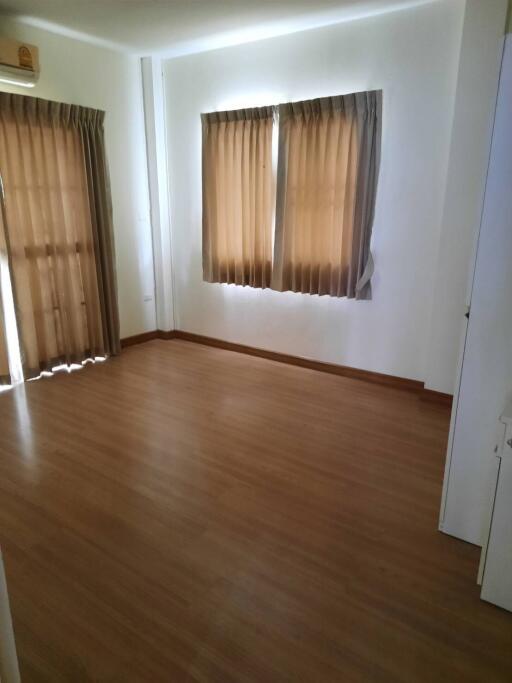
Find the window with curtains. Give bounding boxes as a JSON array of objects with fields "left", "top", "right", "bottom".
[
  {"left": 201, "top": 90, "right": 382, "bottom": 299},
  {"left": 202, "top": 106, "right": 275, "bottom": 288},
  {"left": 0, "top": 93, "right": 120, "bottom": 384}
]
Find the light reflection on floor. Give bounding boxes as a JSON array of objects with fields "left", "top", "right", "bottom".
[{"left": 1, "top": 357, "right": 107, "bottom": 464}]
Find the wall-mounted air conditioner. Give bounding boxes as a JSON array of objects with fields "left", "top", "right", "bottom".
[{"left": 0, "top": 38, "right": 39, "bottom": 88}]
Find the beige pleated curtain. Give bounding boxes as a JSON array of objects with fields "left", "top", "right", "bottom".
[
  {"left": 0, "top": 311, "right": 9, "bottom": 384},
  {"left": 202, "top": 106, "right": 275, "bottom": 288},
  {"left": 0, "top": 203, "right": 10, "bottom": 383},
  {"left": 0, "top": 93, "right": 120, "bottom": 379},
  {"left": 0, "top": 244, "right": 9, "bottom": 385},
  {"left": 202, "top": 91, "right": 382, "bottom": 299},
  {"left": 272, "top": 91, "right": 382, "bottom": 298}
]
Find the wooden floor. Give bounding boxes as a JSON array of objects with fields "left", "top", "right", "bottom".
[{"left": 0, "top": 340, "right": 511, "bottom": 682}]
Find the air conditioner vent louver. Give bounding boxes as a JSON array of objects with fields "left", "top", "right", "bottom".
[{"left": 0, "top": 38, "right": 39, "bottom": 88}]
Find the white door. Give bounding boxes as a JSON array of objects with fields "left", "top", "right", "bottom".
[
  {"left": 480, "top": 412, "right": 512, "bottom": 611},
  {"left": 440, "top": 36, "right": 512, "bottom": 546},
  {"left": 0, "top": 548, "right": 20, "bottom": 683}
]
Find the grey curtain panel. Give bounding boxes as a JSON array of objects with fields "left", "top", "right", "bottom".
[
  {"left": 0, "top": 200, "right": 11, "bottom": 384},
  {"left": 80, "top": 108, "right": 120, "bottom": 358},
  {"left": 0, "top": 314, "right": 9, "bottom": 384},
  {"left": 202, "top": 106, "right": 275, "bottom": 288},
  {"left": 0, "top": 93, "right": 120, "bottom": 379},
  {"left": 272, "top": 91, "right": 382, "bottom": 299},
  {"left": 0, "top": 279, "right": 10, "bottom": 385}
]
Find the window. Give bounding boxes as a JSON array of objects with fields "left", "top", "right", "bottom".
[
  {"left": 0, "top": 92, "right": 120, "bottom": 381},
  {"left": 202, "top": 106, "right": 275, "bottom": 288},
  {"left": 202, "top": 90, "right": 382, "bottom": 299}
]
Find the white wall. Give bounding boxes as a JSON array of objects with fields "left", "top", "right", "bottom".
[
  {"left": 141, "top": 57, "right": 175, "bottom": 333},
  {"left": 164, "top": 0, "right": 465, "bottom": 383},
  {"left": 2, "top": 0, "right": 505, "bottom": 387},
  {"left": 0, "top": 18, "right": 156, "bottom": 338},
  {"left": 426, "top": 0, "right": 508, "bottom": 394}
]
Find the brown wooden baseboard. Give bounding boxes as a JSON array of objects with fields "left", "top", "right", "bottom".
[
  {"left": 421, "top": 388, "right": 453, "bottom": 406},
  {"left": 120, "top": 330, "right": 176, "bottom": 348},
  {"left": 173, "top": 330, "right": 425, "bottom": 393},
  {"left": 120, "top": 330, "right": 161, "bottom": 348},
  {"left": 121, "top": 328, "right": 453, "bottom": 403},
  {"left": 158, "top": 330, "right": 177, "bottom": 340}
]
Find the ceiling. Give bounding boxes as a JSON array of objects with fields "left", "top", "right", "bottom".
[{"left": 0, "top": 0, "right": 434, "bottom": 57}]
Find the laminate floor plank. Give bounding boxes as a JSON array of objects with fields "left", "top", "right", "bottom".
[{"left": 0, "top": 339, "right": 511, "bottom": 682}]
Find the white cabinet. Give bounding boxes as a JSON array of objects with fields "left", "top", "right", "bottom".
[{"left": 480, "top": 404, "right": 512, "bottom": 612}]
